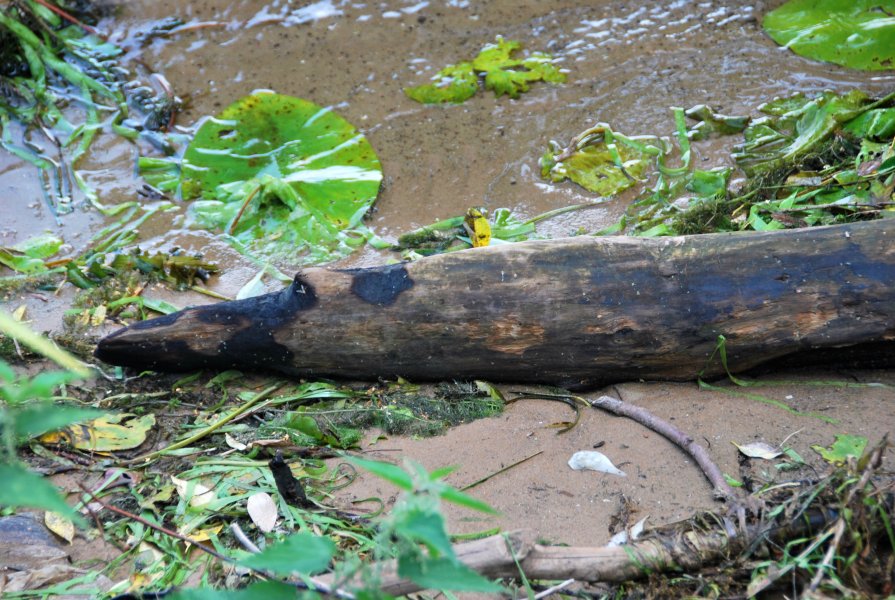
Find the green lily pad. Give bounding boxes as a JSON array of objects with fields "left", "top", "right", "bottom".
[
  {"left": 843, "top": 108, "right": 895, "bottom": 140},
  {"left": 763, "top": 0, "right": 895, "bottom": 71},
  {"left": 180, "top": 91, "right": 382, "bottom": 265}
]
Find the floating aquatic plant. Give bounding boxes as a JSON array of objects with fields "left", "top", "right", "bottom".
[
  {"left": 763, "top": 0, "right": 895, "bottom": 71},
  {"left": 142, "top": 91, "right": 383, "bottom": 266},
  {"left": 543, "top": 90, "right": 895, "bottom": 236},
  {"left": 405, "top": 36, "right": 566, "bottom": 104}
]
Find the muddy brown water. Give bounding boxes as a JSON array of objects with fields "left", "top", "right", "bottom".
[{"left": 1, "top": 0, "right": 894, "bottom": 553}]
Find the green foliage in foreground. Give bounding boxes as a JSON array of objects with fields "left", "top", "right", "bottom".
[
  {"left": 0, "top": 312, "right": 96, "bottom": 521},
  {"left": 344, "top": 457, "right": 503, "bottom": 593},
  {"left": 405, "top": 36, "right": 566, "bottom": 103},
  {"left": 158, "top": 457, "right": 502, "bottom": 599},
  {"left": 764, "top": 0, "right": 895, "bottom": 71},
  {"left": 0, "top": 326, "right": 505, "bottom": 596}
]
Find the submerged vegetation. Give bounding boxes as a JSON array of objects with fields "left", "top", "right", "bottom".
[{"left": 0, "top": 0, "right": 179, "bottom": 215}]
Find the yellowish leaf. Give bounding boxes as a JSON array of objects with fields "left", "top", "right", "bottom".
[
  {"left": 180, "top": 523, "right": 223, "bottom": 543},
  {"left": 129, "top": 572, "right": 155, "bottom": 590},
  {"left": 463, "top": 207, "right": 491, "bottom": 247},
  {"left": 89, "top": 305, "right": 107, "bottom": 327},
  {"left": 12, "top": 305, "right": 26, "bottom": 321},
  {"left": 44, "top": 511, "right": 74, "bottom": 544},
  {"left": 40, "top": 413, "right": 156, "bottom": 452},
  {"left": 77, "top": 308, "right": 92, "bottom": 327}
]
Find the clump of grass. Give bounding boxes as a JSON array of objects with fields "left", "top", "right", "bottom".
[
  {"left": 604, "top": 439, "right": 894, "bottom": 598},
  {"left": 739, "top": 132, "right": 864, "bottom": 203},
  {"left": 282, "top": 381, "right": 505, "bottom": 440},
  {"left": 352, "top": 381, "right": 504, "bottom": 437}
]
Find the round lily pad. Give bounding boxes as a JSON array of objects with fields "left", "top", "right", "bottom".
[
  {"left": 181, "top": 91, "right": 382, "bottom": 264},
  {"left": 763, "top": 0, "right": 895, "bottom": 71}
]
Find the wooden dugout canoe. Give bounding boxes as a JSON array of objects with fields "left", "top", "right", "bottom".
[{"left": 95, "top": 219, "right": 895, "bottom": 388}]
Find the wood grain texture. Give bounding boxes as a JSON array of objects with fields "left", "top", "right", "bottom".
[{"left": 95, "top": 219, "right": 895, "bottom": 387}]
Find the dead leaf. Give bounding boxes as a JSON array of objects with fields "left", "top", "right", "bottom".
[
  {"left": 171, "top": 475, "right": 215, "bottom": 508},
  {"left": 246, "top": 436, "right": 292, "bottom": 449},
  {"left": 43, "top": 512, "right": 74, "bottom": 544},
  {"left": 732, "top": 441, "right": 783, "bottom": 460},
  {"left": 225, "top": 433, "right": 247, "bottom": 451},
  {"left": 247, "top": 492, "right": 278, "bottom": 532},
  {"left": 39, "top": 413, "right": 156, "bottom": 452},
  {"left": 463, "top": 207, "right": 491, "bottom": 247}
]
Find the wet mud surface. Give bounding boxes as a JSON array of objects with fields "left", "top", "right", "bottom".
[
  {"left": 345, "top": 375, "right": 895, "bottom": 546},
  {"left": 2, "top": 0, "right": 894, "bottom": 551}
]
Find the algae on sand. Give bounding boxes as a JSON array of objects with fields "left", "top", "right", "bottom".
[{"left": 270, "top": 381, "right": 505, "bottom": 443}]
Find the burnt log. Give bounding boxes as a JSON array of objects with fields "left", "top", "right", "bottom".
[{"left": 95, "top": 219, "right": 895, "bottom": 388}]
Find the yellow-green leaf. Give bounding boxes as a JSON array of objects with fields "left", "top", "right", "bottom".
[
  {"left": 44, "top": 511, "right": 75, "bottom": 544},
  {"left": 40, "top": 413, "right": 155, "bottom": 451}
]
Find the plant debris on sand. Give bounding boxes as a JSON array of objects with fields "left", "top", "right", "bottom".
[{"left": 1, "top": 1, "right": 894, "bottom": 598}]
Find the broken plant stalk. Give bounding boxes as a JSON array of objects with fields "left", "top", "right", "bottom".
[
  {"left": 124, "top": 382, "right": 283, "bottom": 464},
  {"left": 323, "top": 506, "right": 843, "bottom": 595}
]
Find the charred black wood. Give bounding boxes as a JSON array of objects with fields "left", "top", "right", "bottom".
[{"left": 95, "top": 220, "right": 895, "bottom": 388}]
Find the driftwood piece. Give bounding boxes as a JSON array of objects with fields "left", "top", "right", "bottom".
[
  {"left": 322, "top": 510, "right": 837, "bottom": 596},
  {"left": 590, "top": 394, "right": 744, "bottom": 505},
  {"left": 95, "top": 220, "right": 895, "bottom": 388}
]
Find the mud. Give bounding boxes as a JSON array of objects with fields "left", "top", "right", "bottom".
[{"left": 1, "top": 0, "right": 893, "bottom": 555}]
